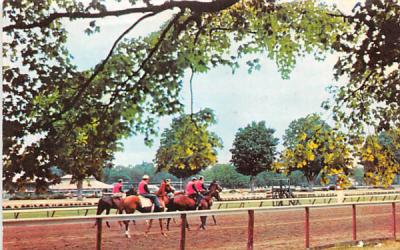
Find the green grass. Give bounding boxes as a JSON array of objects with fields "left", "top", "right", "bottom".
[
  {"left": 213, "top": 198, "right": 338, "bottom": 209},
  {"left": 3, "top": 208, "right": 99, "bottom": 220}
]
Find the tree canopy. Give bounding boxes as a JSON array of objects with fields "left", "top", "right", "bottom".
[
  {"left": 230, "top": 121, "right": 278, "bottom": 191},
  {"left": 155, "top": 108, "right": 222, "bottom": 178},
  {"left": 5, "top": 0, "right": 397, "bottom": 188},
  {"left": 326, "top": 0, "right": 400, "bottom": 132},
  {"left": 359, "top": 128, "right": 400, "bottom": 186},
  {"left": 278, "top": 114, "right": 353, "bottom": 187}
]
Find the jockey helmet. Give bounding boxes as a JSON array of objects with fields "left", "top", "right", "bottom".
[
  {"left": 192, "top": 177, "right": 197, "bottom": 181},
  {"left": 142, "top": 175, "right": 150, "bottom": 180}
]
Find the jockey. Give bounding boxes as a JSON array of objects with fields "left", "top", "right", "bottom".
[
  {"left": 196, "top": 176, "right": 207, "bottom": 194},
  {"left": 138, "top": 175, "right": 161, "bottom": 209},
  {"left": 112, "top": 179, "right": 124, "bottom": 197},
  {"left": 165, "top": 179, "right": 175, "bottom": 199},
  {"left": 186, "top": 177, "right": 203, "bottom": 208}
]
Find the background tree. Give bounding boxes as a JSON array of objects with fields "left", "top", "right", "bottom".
[
  {"left": 287, "top": 171, "right": 308, "bottom": 187},
  {"left": 102, "top": 162, "right": 178, "bottom": 184},
  {"left": 155, "top": 108, "right": 222, "bottom": 179},
  {"left": 230, "top": 121, "right": 278, "bottom": 192},
  {"left": 278, "top": 114, "right": 353, "bottom": 188},
  {"left": 359, "top": 128, "right": 400, "bottom": 187},
  {"left": 200, "top": 164, "right": 249, "bottom": 188},
  {"left": 352, "top": 167, "right": 365, "bottom": 186}
]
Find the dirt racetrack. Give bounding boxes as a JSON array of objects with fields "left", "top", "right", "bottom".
[{"left": 4, "top": 204, "right": 398, "bottom": 250}]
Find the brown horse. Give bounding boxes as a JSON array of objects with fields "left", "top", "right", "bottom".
[
  {"left": 121, "top": 180, "right": 170, "bottom": 238},
  {"left": 166, "top": 181, "right": 222, "bottom": 230},
  {"left": 94, "top": 196, "right": 125, "bottom": 228},
  {"left": 94, "top": 187, "right": 139, "bottom": 228}
]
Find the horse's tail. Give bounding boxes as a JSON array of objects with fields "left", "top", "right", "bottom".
[{"left": 93, "top": 198, "right": 106, "bottom": 227}]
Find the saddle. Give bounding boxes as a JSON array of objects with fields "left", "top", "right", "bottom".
[
  {"left": 138, "top": 196, "right": 153, "bottom": 208},
  {"left": 112, "top": 193, "right": 124, "bottom": 198},
  {"left": 138, "top": 195, "right": 165, "bottom": 209}
]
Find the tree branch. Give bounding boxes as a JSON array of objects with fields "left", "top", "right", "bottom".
[
  {"left": 48, "top": 12, "right": 156, "bottom": 126},
  {"left": 125, "top": 11, "right": 184, "bottom": 92},
  {"left": 4, "top": 0, "right": 239, "bottom": 32},
  {"left": 341, "top": 71, "right": 375, "bottom": 105},
  {"left": 101, "top": 11, "right": 184, "bottom": 117}
]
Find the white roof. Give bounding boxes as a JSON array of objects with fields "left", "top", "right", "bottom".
[{"left": 50, "top": 175, "right": 113, "bottom": 190}]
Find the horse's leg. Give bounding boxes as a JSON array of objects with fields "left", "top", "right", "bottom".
[
  {"left": 186, "top": 217, "right": 191, "bottom": 231},
  {"left": 106, "top": 208, "right": 111, "bottom": 228},
  {"left": 124, "top": 219, "right": 131, "bottom": 238},
  {"left": 123, "top": 209, "right": 133, "bottom": 238},
  {"left": 159, "top": 219, "right": 167, "bottom": 236},
  {"left": 212, "top": 215, "right": 217, "bottom": 225},
  {"left": 117, "top": 209, "right": 124, "bottom": 229},
  {"left": 199, "top": 216, "right": 207, "bottom": 230},
  {"left": 145, "top": 219, "right": 153, "bottom": 236},
  {"left": 167, "top": 218, "right": 171, "bottom": 231}
]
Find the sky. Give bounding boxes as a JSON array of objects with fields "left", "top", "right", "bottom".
[{"left": 65, "top": 0, "right": 358, "bottom": 166}]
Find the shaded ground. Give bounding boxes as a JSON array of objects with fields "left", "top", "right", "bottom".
[
  {"left": 329, "top": 240, "right": 400, "bottom": 250},
  {"left": 4, "top": 204, "right": 398, "bottom": 250}
]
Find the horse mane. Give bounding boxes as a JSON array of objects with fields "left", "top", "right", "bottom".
[{"left": 155, "top": 180, "right": 167, "bottom": 197}]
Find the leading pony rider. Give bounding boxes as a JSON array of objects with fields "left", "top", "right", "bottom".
[{"left": 121, "top": 178, "right": 171, "bottom": 238}]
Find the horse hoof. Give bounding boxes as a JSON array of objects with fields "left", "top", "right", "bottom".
[
  {"left": 125, "top": 234, "right": 131, "bottom": 239},
  {"left": 162, "top": 233, "right": 167, "bottom": 237}
]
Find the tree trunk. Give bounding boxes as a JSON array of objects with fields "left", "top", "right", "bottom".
[
  {"left": 250, "top": 176, "right": 256, "bottom": 192},
  {"left": 76, "top": 179, "right": 83, "bottom": 201},
  {"left": 307, "top": 177, "right": 315, "bottom": 191}
]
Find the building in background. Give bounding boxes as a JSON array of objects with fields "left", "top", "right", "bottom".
[{"left": 50, "top": 175, "right": 113, "bottom": 197}]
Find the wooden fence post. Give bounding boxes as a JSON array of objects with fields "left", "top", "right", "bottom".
[
  {"left": 352, "top": 204, "right": 357, "bottom": 241},
  {"left": 96, "top": 218, "right": 102, "bottom": 250},
  {"left": 180, "top": 214, "right": 187, "bottom": 250},
  {"left": 305, "top": 207, "right": 310, "bottom": 249},
  {"left": 247, "top": 210, "right": 254, "bottom": 250},
  {"left": 392, "top": 202, "right": 396, "bottom": 239}
]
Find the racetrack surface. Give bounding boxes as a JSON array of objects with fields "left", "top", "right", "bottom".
[{"left": 4, "top": 204, "right": 398, "bottom": 250}]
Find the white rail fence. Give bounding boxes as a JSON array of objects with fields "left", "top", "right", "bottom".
[{"left": 5, "top": 193, "right": 400, "bottom": 220}]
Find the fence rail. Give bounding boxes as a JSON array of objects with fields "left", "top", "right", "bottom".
[
  {"left": 4, "top": 200, "right": 400, "bottom": 250},
  {"left": 5, "top": 193, "right": 400, "bottom": 220},
  {"left": 3, "top": 206, "right": 96, "bottom": 219}
]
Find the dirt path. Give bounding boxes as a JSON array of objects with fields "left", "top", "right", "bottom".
[{"left": 4, "top": 204, "right": 398, "bottom": 250}]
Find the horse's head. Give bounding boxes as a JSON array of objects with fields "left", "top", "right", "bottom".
[
  {"left": 156, "top": 180, "right": 167, "bottom": 196},
  {"left": 208, "top": 181, "right": 222, "bottom": 201}
]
